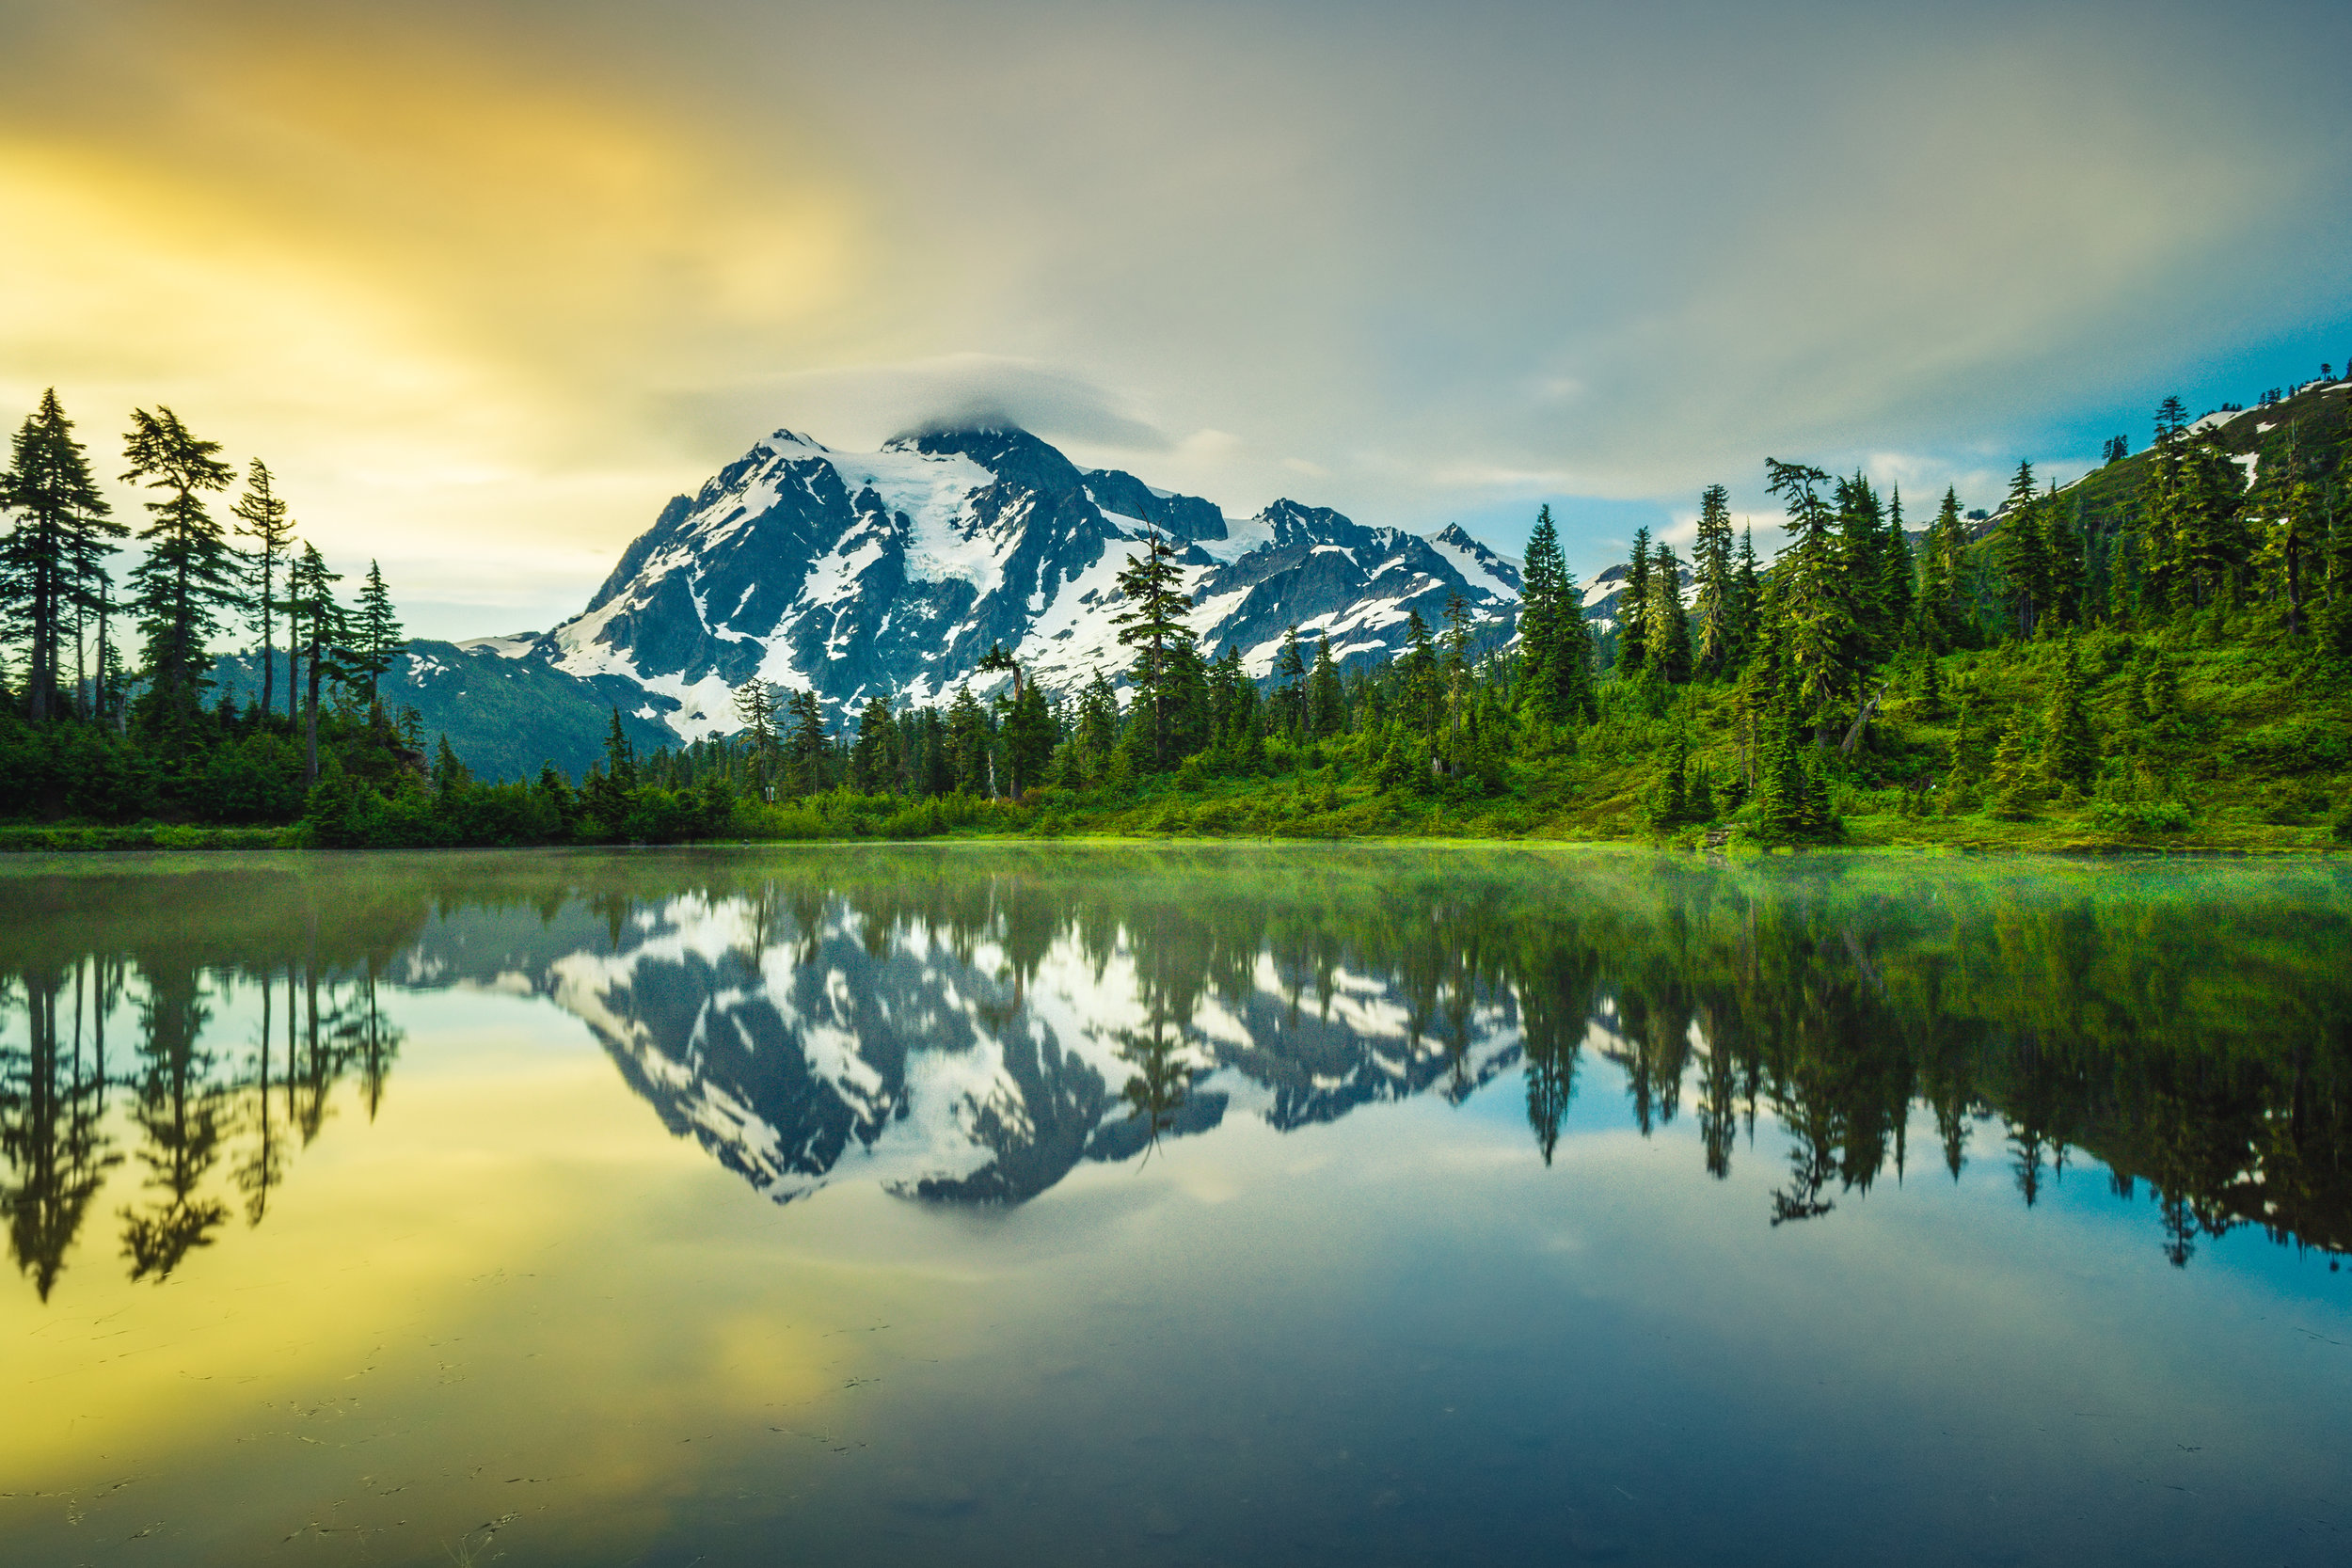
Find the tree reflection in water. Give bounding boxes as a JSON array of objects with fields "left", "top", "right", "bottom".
[{"left": 1, "top": 849, "right": 2347, "bottom": 1301}]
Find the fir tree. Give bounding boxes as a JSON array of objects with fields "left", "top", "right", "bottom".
[
  {"left": 1692, "top": 484, "right": 1736, "bottom": 677},
  {"left": 2042, "top": 634, "right": 2097, "bottom": 798},
  {"left": 1648, "top": 545, "right": 1692, "bottom": 684},
  {"left": 1307, "top": 636, "right": 1347, "bottom": 737},
  {"left": 1440, "top": 591, "right": 1474, "bottom": 764},
  {"left": 786, "top": 690, "right": 828, "bottom": 795},
  {"left": 122, "top": 406, "right": 240, "bottom": 741},
  {"left": 1075, "top": 667, "right": 1123, "bottom": 780},
  {"left": 230, "top": 459, "right": 295, "bottom": 721},
  {"left": 1517, "top": 503, "right": 1567, "bottom": 722},
  {"left": 1112, "top": 529, "right": 1194, "bottom": 771},
  {"left": 1764, "top": 458, "right": 1844, "bottom": 735},
  {"left": 2043, "top": 489, "right": 2085, "bottom": 631},
  {"left": 0, "top": 390, "right": 119, "bottom": 723},
  {"left": 1002, "top": 674, "right": 1057, "bottom": 794},
  {"left": 1990, "top": 710, "right": 2036, "bottom": 817},
  {"left": 1880, "top": 483, "right": 1915, "bottom": 641},
  {"left": 1730, "top": 526, "right": 1762, "bottom": 669},
  {"left": 1835, "top": 471, "right": 1888, "bottom": 662},
  {"left": 349, "top": 561, "right": 402, "bottom": 705},
  {"left": 432, "top": 734, "right": 471, "bottom": 798},
  {"left": 1270, "top": 625, "right": 1307, "bottom": 738},
  {"left": 946, "top": 686, "right": 992, "bottom": 793},
  {"left": 850, "top": 697, "right": 898, "bottom": 793},
  {"left": 1518, "top": 504, "right": 1596, "bottom": 726},
  {"left": 733, "top": 680, "right": 777, "bottom": 791},
  {"left": 286, "top": 543, "right": 344, "bottom": 784},
  {"left": 1619, "top": 527, "right": 1652, "bottom": 676},
  {"left": 1919, "top": 486, "right": 1969, "bottom": 650},
  {"left": 1994, "top": 460, "right": 2050, "bottom": 639},
  {"left": 604, "top": 706, "right": 640, "bottom": 791}
]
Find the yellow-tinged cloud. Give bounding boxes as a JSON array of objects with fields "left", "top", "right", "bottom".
[{"left": 0, "top": 6, "right": 866, "bottom": 626}]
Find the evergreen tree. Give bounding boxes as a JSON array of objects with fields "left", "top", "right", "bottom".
[
  {"left": 850, "top": 697, "right": 898, "bottom": 793},
  {"left": 1307, "top": 636, "right": 1347, "bottom": 737},
  {"left": 0, "top": 390, "right": 119, "bottom": 723},
  {"left": 432, "top": 734, "right": 471, "bottom": 798},
  {"left": 1002, "top": 674, "right": 1057, "bottom": 794},
  {"left": 2107, "top": 509, "right": 2140, "bottom": 626},
  {"left": 2044, "top": 489, "right": 2085, "bottom": 631},
  {"left": 1880, "top": 484, "right": 1915, "bottom": 641},
  {"left": 785, "top": 690, "right": 828, "bottom": 795},
  {"left": 1764, "top": 458, "right": 1845, "bottom": 736},
  {"left": 1691, "top": 484, "right": 1736, "bottom": 677},
  {"left": 946, "top": 686, "right": 992, "bottom": 793},
  {"left": 1517, "top": 503, "right": 1566, "bottom": 721},
  {"left": 286, "top": 544, "right": 345, "bottom": 785},
  {"left": 1075, "top": 667, "right": 1123, "bottom": 780},
  {"left": 2139, "top": 403, "right": 2189, "bottom": 617},
  {"left": 1990, "top": 710, "right": 2035, "bottom": 817},
  {"left": 1919, "top": 486, "right": 1969, "bottom": 649},
  {"left": 2253, "top": 421, "right": 2316, "bottom": 638},
  {"left": 1440, "top": 591, "right": 1474, "bottom": 766},
  {"left": 350, "top": 561, "right": 402, "bottom": 704},
  {"left": 1834, "top": 471, "right": 1888, "bottom": 662},
  {"left": 1619, "top": 527, "right": 1652, "bottom": 676},
  {"left": 1648, "top": 545, "right": 1692, "bottom": 684},
  {"left": 919, "top": 708, "right": 955, "bottom": 797},
  {"left": 1517, "top": 503, "right": 1595, "bottom": 725},
  {"left": 230, "top": 459, "right": 294, "bottom": 721},
  {"left": 1112, "top": 529, "right": 1194, "bottom": 771},
  {"left": 121, "top": 406, "right": 240, "bottom": 742},
  {"left": 1270, "top": 625, "right": 1308, "bottom": 738},
  {"left": 2317, "top": 419, "right": 2352, "bottom": 662},
  {"left": 1730, "top": 526, "right": 1762, "bottom": 670},
  {"left": 1994, "top": 460, "right": 2050, "bottom": 638},
  {"left": 1399, "top": 609, "right": 1442, "bottom": 746},
  {"left": 2042, "top": 634, "right": 2096, "bottom": 797}
]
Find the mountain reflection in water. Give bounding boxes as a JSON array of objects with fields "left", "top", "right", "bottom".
[{"left": 4, "top": 847, "right": 2348, "bottom": 1304}]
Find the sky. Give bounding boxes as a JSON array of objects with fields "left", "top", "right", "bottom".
[{"left": 4, "top": 0, "right": 2349, "bottom": 640}]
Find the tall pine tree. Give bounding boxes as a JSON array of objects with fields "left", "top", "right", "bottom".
[
  {"left": 121, "top": 406, "right": 239, "bottom": 741},
  {"left": 1692, "top": 483, "right": 1736, "bottom": 678},
  {"left": 1618, "top": 527, "right": 1652, "bottom": 676},
  {"left": 1112, "top": 529, "right": 1195, "bottom": 772},
  {"left": 1, "top": 390, "right": 119, "bottom": 722},
  {"left": 230, "top": 459, "right": 295, "bottom": 721}
]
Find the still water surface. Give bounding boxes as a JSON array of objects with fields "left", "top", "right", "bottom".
[{"left": 3, "top": 846, "right": 2348, "bottom": 1566}]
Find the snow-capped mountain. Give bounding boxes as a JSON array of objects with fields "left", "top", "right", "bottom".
[
  {"left": 457, "top": 424, "right": 1526, "bottom": 745},
  {"left": 398, "top": 886, "right": 1527, "bottom": 1207}
]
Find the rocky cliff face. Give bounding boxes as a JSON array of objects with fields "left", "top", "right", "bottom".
[{"left": 465, "top": 423, "right": 1525, "bottom": 743}]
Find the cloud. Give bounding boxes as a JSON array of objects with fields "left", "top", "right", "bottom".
[
  {"left": 664, "top": 354, "right": 1170, "bottom": 454},
  {"left": 3, "top": 0, "right": 2346, "bottom": 627}
]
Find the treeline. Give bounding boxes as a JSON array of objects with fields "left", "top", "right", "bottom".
[
  {"left": 378, "top": 379, "right": 2347, "bottom": 849},
  {"left": 0, "top": 391, "right": 421, "bottom": 824},
  {"left": 12, "top": 373, "right": 2350, "bottom": 849}
]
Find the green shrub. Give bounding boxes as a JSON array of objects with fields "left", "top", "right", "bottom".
[{"left": 2089, "top": 797, "right": 2192, "bottom": 835}]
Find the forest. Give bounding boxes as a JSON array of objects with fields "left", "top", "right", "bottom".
[{"left": 3, "top": 374, "right": 2349, "bottom": 850}]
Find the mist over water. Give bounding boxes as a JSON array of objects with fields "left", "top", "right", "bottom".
[{"left": 4, "top": 847, "right": 2348, "bottom": 1566}]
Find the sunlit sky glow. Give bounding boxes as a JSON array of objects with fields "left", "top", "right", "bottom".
[{"left": 5, "top": 0, "right": 2349, "bottom": 639}]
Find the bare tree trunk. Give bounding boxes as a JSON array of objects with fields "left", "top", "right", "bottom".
[
  {"left": 304, "top": 634, "right": 323, "bottom": 785},
  {"left": 1839, "top": 682, "right": 1890, "bottom": 757}
]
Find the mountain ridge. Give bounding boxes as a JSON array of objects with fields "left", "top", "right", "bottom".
[{"left": 375, "top": 420, "right": 1542, "bottom": 773}]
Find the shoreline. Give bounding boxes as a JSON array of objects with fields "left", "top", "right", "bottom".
[{"left": 1, "top": 823, "right": 2343, "bottom": 858}]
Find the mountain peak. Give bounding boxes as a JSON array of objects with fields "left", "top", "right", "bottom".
[
  {"left": 432, "top": 420, "right": 1526, "bottom": 763},
  {"left": 883, "top": 422, "right": 1081, "bottom": 497}
]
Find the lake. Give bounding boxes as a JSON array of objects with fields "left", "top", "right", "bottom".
[{"left": 3, "top": 846, "right": 2347, "bottom": 1567}]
